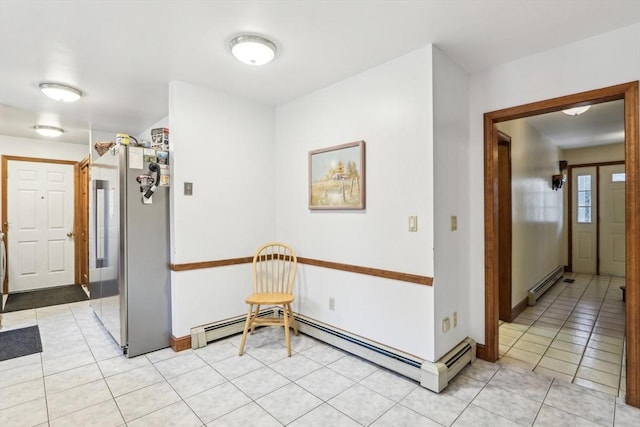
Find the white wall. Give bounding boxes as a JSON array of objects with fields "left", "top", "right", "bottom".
[
  {"left": 562, "top": 143, "right": 625, "bottom": 165},
  {"left": 168, "top": 81, "right": 276, "bottom": 337},
  {"left": 138, "top": 116, "right": 169, "bottom": 147},
  {"left": 468, "top": 23, "right": 640, "bottom": 343},
  {"left": 275, "top": 46, "right": 436, "bottom": 361},
  {"left": 432, "top": 46, "right": 472, "bottom": 358},
  {"left": 0, "top": 134, "right": 88, "bottom": 161},
  {"left": 0, "top": 134, "right": 89, "bottom": 216},
  {"left": 497, "top": 120, "right": 564, "bottom": 307}
]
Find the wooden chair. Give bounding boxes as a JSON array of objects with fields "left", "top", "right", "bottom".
[{"left": 239, "top": 242, "right": 299, "bottom": 356}]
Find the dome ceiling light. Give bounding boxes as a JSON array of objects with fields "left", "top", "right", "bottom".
[
  {"left": 562, "top": 105, "right": 591, "bottom": 116},
  {"left": 39, "top": 82, "right": 83, "bottom": 102},
  {"left": 33, "top": 125, "right": 64, "bottom": 137},
  {"left": 229, "top": 35, "right": 277, "bottom": 66}
]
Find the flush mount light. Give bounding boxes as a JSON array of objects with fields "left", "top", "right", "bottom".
[
  {"left": 33, "top": 125, "right": 64, "bottom": 137},
  {"left": 562, "top": 105, "right": 590, "bottom": 116},
  {"left": 229, "top": 35, "right": 277, "bottom": 66},
  {"left": 39, "top": 82, "right": 83, "bottom": 102}
]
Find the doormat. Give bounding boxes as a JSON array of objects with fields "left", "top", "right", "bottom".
[
  {"left": 563, "top": 278, "right": 576, "bottom": 283},
  {"left": 0, "top": 325, "right": 42, "bottom": 361},
  {"left": 2, "top": 284, "right": 88, "bottom": 313}
]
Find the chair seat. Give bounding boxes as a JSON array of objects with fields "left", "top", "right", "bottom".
[{"left": 245, "top": 293, "right": 294, "bottom": 305}]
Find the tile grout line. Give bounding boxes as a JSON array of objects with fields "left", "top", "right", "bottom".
[
  {"left": 503, "top": 275, "right": 582, "bottom": 370},
  {"left": 532, "top": 274, "right": 596, "bottom": 380},
  {"left": 33, "top": 305, "right": 53, "bottom": 425},
  {"left": 571, "top": 276, "right": 625, "bottom": 393},
  {"left": 452, "top": 356, "right": 503, "bottom": 425},
  {"left": 144, "top": 353, "right": 210, "bottom": 427},
  {"left": 530, "top": 376, "right": 556, "bottom": 426},
  {"left": 57, "top": 302, "right": 127, "bottom": 425},
  {"left": 509, "top": 274, "right": 621, "bottom": 388}
]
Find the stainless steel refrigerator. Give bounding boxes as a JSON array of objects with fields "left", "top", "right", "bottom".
[{"left": 89, "top": 145, "right": 171, "bottom": 357}]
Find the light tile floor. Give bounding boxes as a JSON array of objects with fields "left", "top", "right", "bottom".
[
  {"left": 499, "top": 273, "right": 628, "bottom": 399},
  {"left": 0, "top": 296, "right": 638, "bottom": 426}
]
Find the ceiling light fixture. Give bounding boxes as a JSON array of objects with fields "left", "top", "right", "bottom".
[
  {"left": 33, "top": 125, "right": 64, "bottom": 137},
  {"left": 38, "top": 82, "right": 83, "bottom": 102},
  {"left": 562, "top": 105, "right": 591, "bottom": 116},
  {"left": 229, "top": 35, "right": 277, "bottom": 66}
]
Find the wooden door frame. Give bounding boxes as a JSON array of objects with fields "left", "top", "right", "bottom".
[
  {"left": 482, "top": 81, "right": 640, "bottom": 407},
  {"left": 497, "top": 131, "right": 513, "bottom": 322},
  {"left": 567, "top": 161, "right": 625, "bottom": 274},
  {"left": 76, "top": 156, "right": 90, "bottom": 285},
  {"left": 1, "top": 155, "right": 80, "bottom": 294}
]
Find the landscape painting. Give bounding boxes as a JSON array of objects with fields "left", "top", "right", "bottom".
[{"left": 309, "top": 140, "right": 365, "bottom": 210}]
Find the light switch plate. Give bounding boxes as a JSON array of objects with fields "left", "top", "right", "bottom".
[
  {"left": 451, "top": 215, "right": 457, "bottom": 231},
  {"left": 184, "top": 182, "right": 193, "bottom": 196},
  {"left": 409, "top": 216, "right": 418, "bottom": 232}
]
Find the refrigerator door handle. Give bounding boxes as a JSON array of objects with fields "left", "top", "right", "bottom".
[{"left": 94, "top": 179, "right": 108, "bottom": 268}]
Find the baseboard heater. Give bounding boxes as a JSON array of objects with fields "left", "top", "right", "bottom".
[
  {"left": 190, "top": 308, "right": 277, "bottom": 348},
  {"left": 191, "top": 308, "right": 476, "bottom": 393},
  {"left": 528, "top": 266, "right": 564, "bottom": 306}
]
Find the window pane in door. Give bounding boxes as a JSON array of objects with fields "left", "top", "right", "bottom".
[
  {"left": 578, "top": 207, "right": 591, "bottom": 223},
  {"left": 578, "top": 175, "right": 591, "bottom": 191},
  {"left": 577, "top": 174, "right": 592, "bottom": 224},
  {"left": 612, "top": 172, "right": 626, "bottom": 182},
  {"left": 578, "top": 192, "right": 591, "bottom": 206}
]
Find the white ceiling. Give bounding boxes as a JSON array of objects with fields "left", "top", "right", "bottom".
[
  {"left": 524, "top": 100, "right": 625, "bottom": 150},
  {"left": 0, "top": 1, "right": 638, "bottom": 146}
]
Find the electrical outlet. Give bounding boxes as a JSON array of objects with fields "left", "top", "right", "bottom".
[
  {"left": 453, "top": 311, "right": 458, "bottom": 327},
  {"left": 442, "top": 317, "right": 450, "bottom": 332},
  {"left": 329, "top": 297, "right": 335, "bottom": 311}
]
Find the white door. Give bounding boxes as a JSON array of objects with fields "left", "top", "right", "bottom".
[
  {"left": 7, "top": 161, "right": 75, "bottom": 292},
  {"left": 599, "top": 164, "right": 625, "bottom": 276},
  {"left": 572, "top": 166, "right": 597, "bottom": 274}
]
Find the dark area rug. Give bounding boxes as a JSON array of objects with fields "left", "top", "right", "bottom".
[
  {"left": 2, "top": 284, "right": 88, "bottom": 313},
  {"left": 0, "top": 325, "right": 42, "bottom": 361}
]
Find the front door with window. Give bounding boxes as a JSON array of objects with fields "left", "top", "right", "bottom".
[
  {"left": 572, "top": 166, "right": 597, "bottom": 274},
  {"left": 571, "top": 164, "right": 625, "bottom": 276}
]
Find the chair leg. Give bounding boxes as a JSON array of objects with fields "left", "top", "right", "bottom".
[
  {"left": 287, "top": 303, "right": 299, "bottom": 336},
  {"left": 239, "top": 304, "right": 254, "bottom": 356},
  {"left": 250, "top": 304, "right": 261, "bottom": 334},
  {"left": 283, "top": 304, "right": 291, "bottom": 357}
]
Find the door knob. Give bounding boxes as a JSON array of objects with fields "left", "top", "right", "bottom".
[{"left": 67, "top": 232, "right": 74, "bottom": 238}]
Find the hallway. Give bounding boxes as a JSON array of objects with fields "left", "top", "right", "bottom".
[
  {"left": 0, "top": 295, "right": 638, "bottom": 426},
  {"left": 500, "top": 274, "right": 626, "bottom": 397}
]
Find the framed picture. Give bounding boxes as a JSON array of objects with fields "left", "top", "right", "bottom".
[{"left": 309, "top": 140, "right": 365, "bottom": 210}]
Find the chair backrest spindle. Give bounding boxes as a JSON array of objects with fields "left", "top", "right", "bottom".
[{"left": 252, "top": 242, "right": 297, "bottom": 295}]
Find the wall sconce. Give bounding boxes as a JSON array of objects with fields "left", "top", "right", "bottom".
[
  {"left": 552, "top": 174, "right": 564, "bottom": 191},
  {"left": 552, "top": 160, "right": 568, "bottom": 191}
]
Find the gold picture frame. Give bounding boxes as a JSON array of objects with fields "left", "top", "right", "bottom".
[{"left": 309, "top": 140, "right": 365, "bottom": 210}]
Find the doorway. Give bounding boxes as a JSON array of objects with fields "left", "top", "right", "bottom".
[
  {"left": 1, "top": 155, "right": 81, "bottom": 295},
  {"left": 569, "top": 162, "right": 626, "bottom": 276},
  {"left": 482, "top": 82, "right": 639, "bottom": 407}
]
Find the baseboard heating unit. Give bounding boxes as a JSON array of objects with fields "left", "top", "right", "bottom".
[
  {"left": 191, "top": 308, "right": 476, "bottom": 393},
  {"left": 190, "top": 308, "right": 277, "bottom": 348},
  {"left": 528, "top": 266, "right": 564, "bottom": 306}
]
